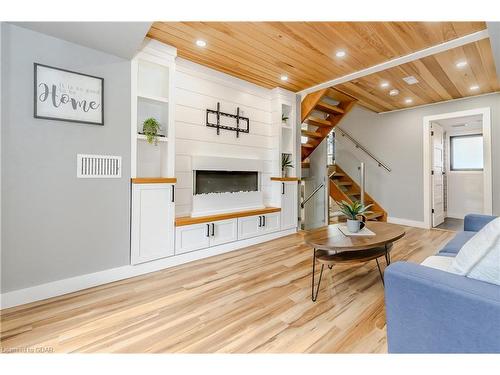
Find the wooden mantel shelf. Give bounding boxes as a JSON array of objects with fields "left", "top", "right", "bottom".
[
  {"left": 270, "top": 177, "right": 300, "bottom": 182},
  {"left": 175, "top": 207, "right": 281, "bottom": 226},
  {"left": 131, "top": 177, "right": 177, "bottom": 184}
]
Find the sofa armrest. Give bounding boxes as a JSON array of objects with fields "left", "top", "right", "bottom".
[
  {"left": 464, "top": 214, "right": 496, "bottom": 232},
  {"left": 385, "top": 262, "right": 500, "bottom": 353}
]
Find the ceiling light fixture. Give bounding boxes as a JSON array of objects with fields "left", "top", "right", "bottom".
[
  {"left": 280, "top": 75, "right": 288, "bottom": 81},
  {"left": 195, "top": 39, "right": 207, "bottom": 47},
  {"left": 405, "top": 98, "right": 413, "bottom": 104},
  {"left": 470, "top": 85, "right": 479, "bottom": 91},
  {"left": 389, "top": 89, "right": 399, "bottom": 96},
  {"left": 380, "top": 82, "right": 390, "bottom": 88},
  {"left": 456, "top": 60, "right": 468, "bottom": 68},
  {"left": 335, "top": 50, "right": 346, "bottom": 58}
]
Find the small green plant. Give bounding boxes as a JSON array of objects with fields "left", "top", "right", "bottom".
[
  {"left": 281, "top": 113, "right": 289, "bottom": 123},
  {"left": 281, "top": 154, "right": 293, "bottom": 177},
  {"left": 142, "top": 117, "right": 162, "bottom": 145},
  {"left": 336, "top": 200, "right": 373, "bottom": 220}
]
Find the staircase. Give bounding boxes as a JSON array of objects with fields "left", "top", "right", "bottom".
[
  {"left": 300, "top": 86, "right": 387, "bottom": 223},
  {"left": 329, "top": 165, "right": 387, "bottom": 222},
  {"left": 300, "top": 88, "right": 357, "bottom": 163}
]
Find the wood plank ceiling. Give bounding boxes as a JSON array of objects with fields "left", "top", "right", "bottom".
[{"left": 147, "top": 22, "right": 499, "bottom": 112}]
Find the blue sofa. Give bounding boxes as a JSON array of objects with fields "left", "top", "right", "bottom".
[{"left": 385, "top": 214, "right": 500, "bottom": 353}]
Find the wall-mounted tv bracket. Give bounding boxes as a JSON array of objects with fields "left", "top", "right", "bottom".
[{"left": 206, "top": 102, "right": 249, "bottom": 138}]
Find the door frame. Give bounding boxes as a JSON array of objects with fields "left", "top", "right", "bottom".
[{"left": 422, "top": 107, "right": 492, "bottom": 229}]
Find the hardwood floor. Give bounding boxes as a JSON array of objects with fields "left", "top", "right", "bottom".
[{"left": 0, "top": 226, "right": 455, "bottom": 353}]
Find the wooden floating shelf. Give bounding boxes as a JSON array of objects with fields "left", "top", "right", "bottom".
[
  {"left": 270, "top": 177, "right": 300, "bottom": 182},
  {"left": 131, "top": 177, "right": 177, "bottom": 184},
  {"left": 176, "top": 207, "right": 281, "bottom": 226}
]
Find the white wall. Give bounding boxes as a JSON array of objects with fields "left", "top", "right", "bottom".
[
  {"left": 174, "top": 59, "right": 277, "bottom": 217},
  {"left": 445, "top": 128, "right": 484, "bottom": 219},
  {"left": 336, "top": 93, "right": 500, "bottom": 223}
]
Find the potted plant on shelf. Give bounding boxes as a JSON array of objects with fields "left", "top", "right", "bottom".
[
  {"left": 281, "top": 153, "right": 293, "bottom": 178},
  {"left": 336, "top": 200, "right": 373, "bottom": 233},
  {"left": 281, "top": 113, "right": 289, "bottom": 125},
  {"left": 142, "top": 117, "right": 162, "bottom": 146}
]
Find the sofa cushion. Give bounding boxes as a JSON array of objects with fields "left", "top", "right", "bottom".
[
  {"left": 421, "top": 255, "right": 454, "bottom": 272},
  {"left": 450, "top": 217, "right": 500, "bottom": 286},
  {"left": 438, "top": 231, "right": 476, "bottom": 256}
]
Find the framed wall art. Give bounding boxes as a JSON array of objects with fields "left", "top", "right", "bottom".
[{"left": 34, "top": 63, "right": 104, "bottom": 125}]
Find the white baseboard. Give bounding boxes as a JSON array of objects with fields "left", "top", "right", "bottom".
[
  {"left": 387, "top": 216, "right": 428, "bottom": 229},
  {"left": 445, "top": 213, "right": 465, "bottom": 220},
  {"left": 0, "top": 228, "right": 297, "bottom": 309}
]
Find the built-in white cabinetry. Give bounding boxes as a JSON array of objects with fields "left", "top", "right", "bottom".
[
  {"left": 130, "top": 38, "right": 178, "bottom": 266},
  {"left": 278, "top": 181, "right": 298, "bottom": 230},
  {"left": 175, "top": 222, "right": 210, "bottom": 255},
  {"left": 176, "top": 218, "right": 238, "bottom": 255},
  {"left": 131, "top": 183, "right": 175, "bottom": 265},
  {"left": 210, "top": 219, "right": 238, "bottom": 246},
  {"left": 238, "top": 213, "right": 281, "bottom": 240}
]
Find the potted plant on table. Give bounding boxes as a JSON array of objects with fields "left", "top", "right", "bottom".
[
  {"left": 336, "top": 200, "right": 373, "bottom": 233},
  {"left": 281, "top": 154, "right": 293, "bottom": 178},
  {"left": 142, "top": 117, "right": 162, "bottom": 146}
]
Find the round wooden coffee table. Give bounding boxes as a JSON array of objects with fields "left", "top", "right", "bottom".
[{"left": 304, "top": 221, "right": 405, "bottom": 301}]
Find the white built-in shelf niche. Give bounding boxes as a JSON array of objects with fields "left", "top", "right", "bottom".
[
  {"left": 281, "top": 103, "right": 294, "bottom": 160},
  {"left": 131, "top": 40, "right": 176, "bottom": 179}
]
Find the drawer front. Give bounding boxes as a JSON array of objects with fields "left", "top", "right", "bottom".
[
  {"left": 210, "top": 219, "right": 238, "bottom": 246},
  {"left": 175, "top": 223, "right": 210, "bottom": 255}
]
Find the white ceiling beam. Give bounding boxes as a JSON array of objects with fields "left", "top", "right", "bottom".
[{"left": 298, "top": 29, "right": 490, "bottom": 97}]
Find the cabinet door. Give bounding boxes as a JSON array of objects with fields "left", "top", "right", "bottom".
[
  {"left": 131, "top": 183, "right": 175, "bottom": 265},
  {"left": 210, "top": 219, "right": 238, "bottom": 247},
  {"left": 261, "top": 212, "right": 281, "bottom": 234},
  {"left": 175, "top": 223, "right": 211, "bottom": 255},
  {"left": 238, "top": 215, "right": 261, "bottom": 240},
  {"left": 281, "top": 182, "right": 298, "bottom": 230}
]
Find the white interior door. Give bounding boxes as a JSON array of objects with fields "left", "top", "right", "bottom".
[{"left": 431, "top": 123, "right": 445, "bottom": 227}]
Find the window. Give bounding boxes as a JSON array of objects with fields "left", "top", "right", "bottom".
[{"left": 450, "top": 134, "right": 483, "bottom": 171}]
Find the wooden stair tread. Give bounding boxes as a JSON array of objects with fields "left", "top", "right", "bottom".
[
  {"left": 302, "top": 143, "right": 315, "bottom": 149},
  {"left": 305, "top": 117, "right": 334, "bottom": 128},
  {"left": 301, "top": 129, "right": 323, "bottom": 139},
  {"left": 365, "top": 212, "right": 383, "bottom": 220},
  {"left": 315, "top": 101, "right": 345, "bottom": 115},
  {"left": 336, "top": 181, "right": 352, "bottom": 186},
  {"left": 331, "top": 173, "right": 345, "bottom": 178},
  {"left": 325, "top": 88, "right": 358, "bottom": 103},
  {"left": 301, "top": 162, "right": 310, "bottom": 168}
]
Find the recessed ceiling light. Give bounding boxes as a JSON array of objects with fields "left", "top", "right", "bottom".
[
  {"left": 389, "top": 89, "right": 399, "bottom": 96},
  {"left": 195, "top": 39, "right": 207, "bottom": 47},
  {"left": 335, "top": 50, "right": 346, "bottom": 58},
  {"left": 280, "top": 75, "right": 288, "bottom": 81},
  {"left": 470, "top": 85, "right": 480, "bottom": 91},
  {"left": 405, "top": 98, "right": 413, "bottom": 104},
  {"left": 402, "top": 76, "right": 419, "bottom": 85},
  {"left": 456, "top": 60, "right": 468, "bottom": 68},
  {"left": 380, "top": 82, "right": 390, "bottom": 88}
]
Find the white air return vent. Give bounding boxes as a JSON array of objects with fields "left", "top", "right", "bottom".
[
  {"left": 77, "top": 154, "right": 122, "bottom": 178},
  {"left": 402, "top": 76, "right": 419, "bottom": 85}
]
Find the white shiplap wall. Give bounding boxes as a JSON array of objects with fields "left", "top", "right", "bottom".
[{"left": 174, "top": 59, "right": 278, "bottom": 217}]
